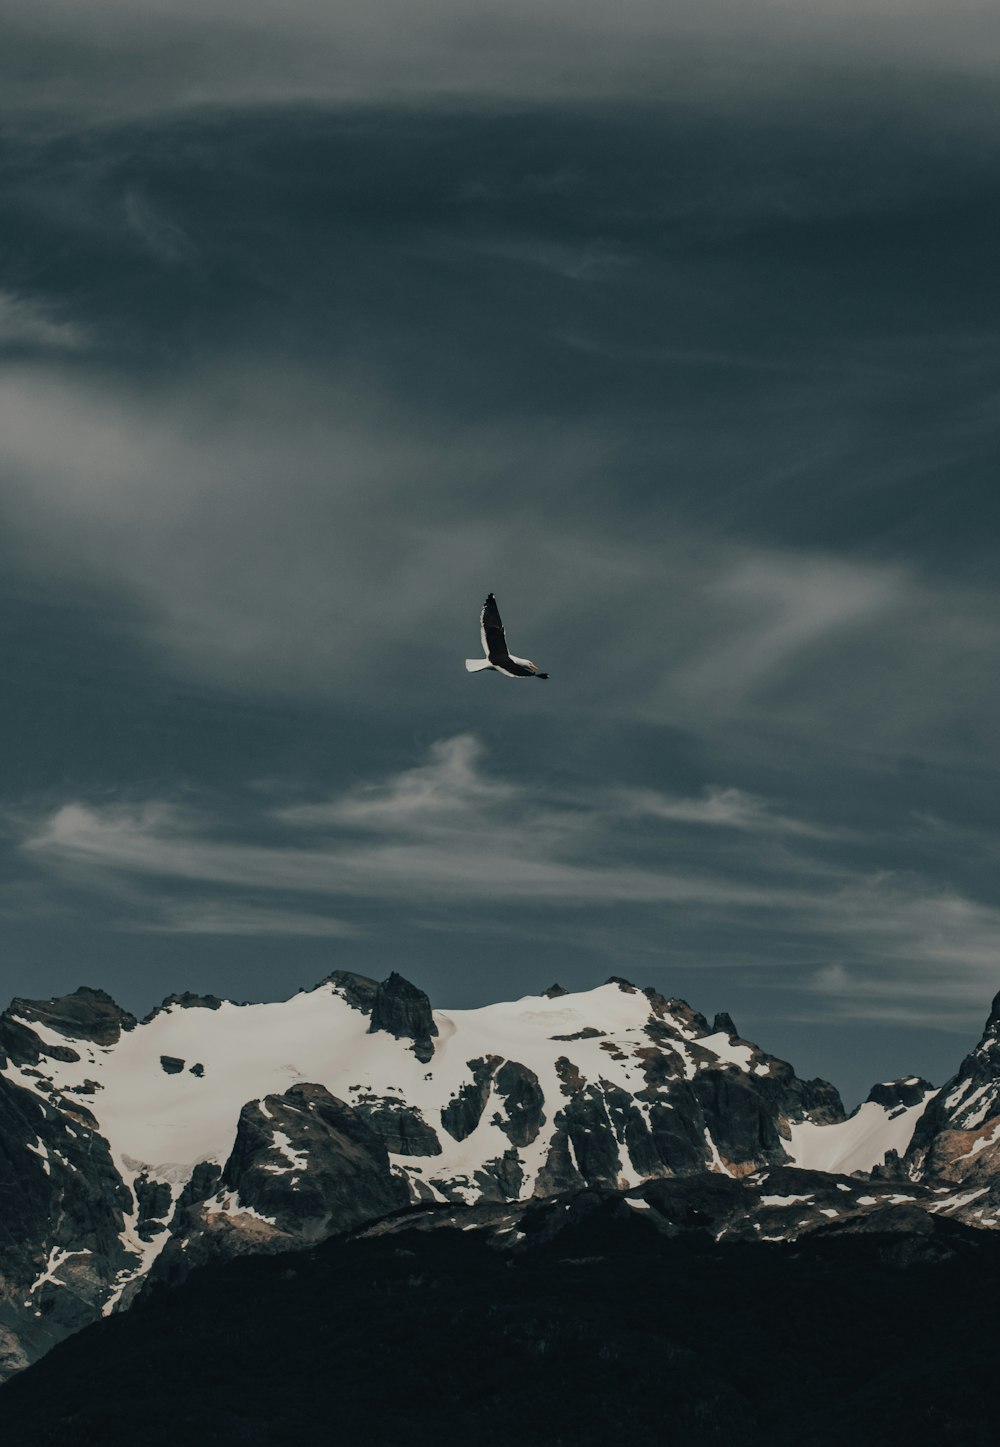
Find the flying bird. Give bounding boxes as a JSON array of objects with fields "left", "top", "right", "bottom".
[{"left": 465, "top": 593, "right": 549, "bottom": 679}]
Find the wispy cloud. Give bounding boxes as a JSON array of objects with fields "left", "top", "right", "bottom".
[
  {"left": 15, "top": 734, "right": 1000, "bottom": 1028},
  {"left": 19, "top": 737, "right": 827, "bottom": 914},
  {"left": 616, "top": 784, "right": 845, "bottom": 839},
  {"left": 0, "top": 292, "right": 88, "bottom": 352},
  {"left": 793, "top": 880, "right": 1000, "bottom": 1026},
  {"left": 669, "top": 554, "right": 906, "bottom": 710},
  {"left": 22, "top": 793, "right": 811, "bottom": 910},
  {"left": 125, "top": 900, "right": 359, "bottom": 938},
  {"left": 276, "top": 735, "right": 517, "bottom": 832}
]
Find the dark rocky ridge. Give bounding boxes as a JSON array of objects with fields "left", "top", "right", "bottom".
[
  {"left": 148, "top": 1084, "right": 411, "bottom": 1288},
  {"left": 867, "top": 1077, "right": 932, "bottom": 1110},
  {"left": 321, "top": 970, "right": 379, "bottom": 1015},
  {"left": 0, "top": 1064, "right": 137, "bottom": 1380},
  {"left": 142, "top": 992, "right": 224, "bottom": 1023},
  {"left": 1, "top": 987, "right": 136, "bottom": 1064}
]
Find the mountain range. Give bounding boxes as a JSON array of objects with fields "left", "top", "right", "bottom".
[{"left": 2, "top": 969, "right": 999, "bottom": 1390}]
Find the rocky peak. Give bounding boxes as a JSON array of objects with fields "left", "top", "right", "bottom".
[
  {"left": 904, "top": 1000, "right": 1000, "bottom": 1188},
  {"left": 221, "top": 1084, "right": 408, "bottom": 1234},
  {"left": 368, "top": 972, "right": 437, "bottom": 1063},
  {"left": 323, "top": 970, "right": 380, "bottom": 1015},
  {"left": 142, "top": 992, "right": 224, "bottom": 1023},
  {"left": 5, "top": 987, "right": 136, "bottom": 1046},
  {"left": 866, "top": 1078, "right": 933, "bottom": 1112},
  {"left": 986, "top": 989, "right": 1000, "bottom": 1035},
  {"left": 644, "top": 989, "right": 710, "bottom": 1035}
]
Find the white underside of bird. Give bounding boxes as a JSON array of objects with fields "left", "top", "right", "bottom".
[
  {"left": 465, "top": 593, "right": 549, "bottom": 679},
  {"left": 464, "top": 655, "right": 536, "bottom": 677}
]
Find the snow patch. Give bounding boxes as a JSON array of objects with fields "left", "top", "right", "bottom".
[{"left": 785, "top": 1094, "right": 936, "bottom": 1175}]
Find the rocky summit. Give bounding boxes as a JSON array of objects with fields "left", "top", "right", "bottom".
[{"left": 1, "top": 972, "right": 998, "bottom": 1382}]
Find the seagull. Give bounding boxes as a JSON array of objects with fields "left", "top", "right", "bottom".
[{"left": 465, "top": 593, "right": 549, "bottom": 679}]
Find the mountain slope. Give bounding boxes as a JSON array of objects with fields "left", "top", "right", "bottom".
[{"left": 1, "top": 971, "right": 997, "bottom": 1383}]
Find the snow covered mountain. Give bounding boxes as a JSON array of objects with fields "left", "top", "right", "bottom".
[{"left": 1, "top": 970, "right": 998, "bottom": 1381}]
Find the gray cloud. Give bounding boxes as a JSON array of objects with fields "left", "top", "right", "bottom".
[
  {"left": 0, "top": 291, "right": 89, "bottom": 352},
  {"left": 617, "top": 785, "right": 847, "bottom": 839},
  {"left": 6, "top": 0, "right": 1000, "bottom": 117},
  {"left": 125, "top": 900, "right": 359, "bottom": 937}
]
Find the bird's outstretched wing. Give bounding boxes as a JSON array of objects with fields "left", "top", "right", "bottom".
[{"left": 481, "top": 593, "right": 511, "bottom": 663}]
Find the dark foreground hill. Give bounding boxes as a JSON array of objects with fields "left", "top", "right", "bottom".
[{"left": 2, "top": 1196, "right": 997, "bottom": 1447}]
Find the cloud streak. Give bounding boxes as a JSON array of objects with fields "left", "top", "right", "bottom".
[
  {"left": 6, "top": 0, "right": 1000, "bottom": 117},
  {"left": 125, "top": 900, "right": 359, "bottom": 938},
  {"left": 0, "top": 292, "right": 88, "bottom": 352},
  {"left": 16, "top": 735, "right": 1000, "bottom": 1027},
  {"left": 617, "top": 785, "right": 847, "bottom": 839}
]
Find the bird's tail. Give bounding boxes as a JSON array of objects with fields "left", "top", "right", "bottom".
[{"left": 465, "top": 659, "right": 494, "bottom": 672}]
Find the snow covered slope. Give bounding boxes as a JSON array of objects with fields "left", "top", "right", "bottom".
[{"left": 786, "top": 1078, "right": 935, "bottom": 1176}]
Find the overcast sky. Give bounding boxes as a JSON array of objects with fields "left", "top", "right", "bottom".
[{"left": 2, "top": 0, "right": 999, "bottom": 1103}]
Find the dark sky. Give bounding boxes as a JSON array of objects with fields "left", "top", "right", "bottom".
[{"left": 2, "top": 1, "right": 1000, "bottom": 1104}]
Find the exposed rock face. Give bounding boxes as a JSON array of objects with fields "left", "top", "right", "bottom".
[
  {"left": 0, "top": 1069, "right": 138, "bottom": 1382},
  {"left": 154, "top": 1085, "right": 409, "bottom": 1283},
  {"left": 143, "top": 992, "right": 224, "bottom": 1023},
  {"left": 867, "top": 1078, "right": 933, "bottom": 1111},
  {"left": 440, "top": 1057, "right": 545, "bottom": 1153},
  {"left": 903, "top": 993, "right": 1000, "bottom": 1221},
  {"left": 223, "top": 1084, "right": 408, "bottom": 1231},
  {"left": 322, "top": 971, "right": 379, "bottom": 1016},
  {"left": 3, "top": 987, "right": 136, "bottom": 1050},
  {"left": 369, "top": 973, "right": 438, "bottom": 1062},
  {"left": 492, "top": 1062, "right": 545, "bottom": 1148},
  {"left": 441, "top": 1057, "right": 502, "bottom": 1141},
  {"left": 351, "top": 1095, "right": 442, "bottom": 1156},
  {"left": 133, "top": 1174, "right": 174, "bottom": 1241}
]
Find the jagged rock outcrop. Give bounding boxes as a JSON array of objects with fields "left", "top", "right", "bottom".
[
  {"left": 143, "top": 992, "right": 224, "bottom": 1024},
  {"left": 867, "top": 1077, "right": 933, "bottom": 1111},
  {"left": 369, "top": 972, "right": 438, "bottom": 1062},
  {"left": 441, "top": 1056, "right": 502, "bottom": 1141},
  {"left": 0, "top": 1069, "right": 139, "bottom": 1381},
  {"left": 321, "top": 971, "right": 379, "bottom": 1016},
  {"left": 902, "top": 992, "right": 1000, "bottom": 1224},
  {"left": 153, "top": 1084, "right": 409, "bottom": 1283},
  {"left": 225, "top": 1083, "right": 408, "bottom": 1226},
  {"left": 348, "top": 1094, "right": 442, "bottom": 1156},
  {"left": 1, "top": 988, "right": 136, "bottom": 1067}
]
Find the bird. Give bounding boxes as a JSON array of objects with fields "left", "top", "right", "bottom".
[{"left": 465, "top": 593, "right": 549, "bottom": 679}]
